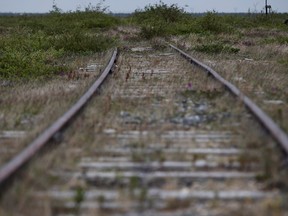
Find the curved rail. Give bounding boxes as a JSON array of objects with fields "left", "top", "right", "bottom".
[
  {"left": 0, "top": 49, "right": 118, "bottom": 186},
  {"left": 169, "top": 44, "right": 288, "bottom": 155}
]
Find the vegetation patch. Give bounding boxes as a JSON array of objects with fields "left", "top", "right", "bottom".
[
  {"left": 0, "top": 38, "right": 65, "bottom": 80},
  {"left": 132, "top": 1, "right": 191, "bottom": 39},
  {"left": 262, "top": 35, "right": 288, "bottom": 45},
  {"left": 0, "top": 3, "right": 118, "bottom": 80},
  {"left": 2, "top": 1, "right": 288, "bottom": 80},
  {"left": 278, "top": 58, "right": 288, "bottom": 66},
  {"left": 197, "top": 11, "right": 232, "bottom": 34}
]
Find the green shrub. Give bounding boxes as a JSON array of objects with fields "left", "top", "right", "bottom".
[
  {"left": 198, "top": 11, "right": 231, "bottom": 34},
  {"left": 133, "top": 1, "right": 186, "bottom": 24},
  {"left": 0, "top": 46, "right": 66, "bottom": 80},
  {"left": 0, "top": 5, "right": 119, "bottom": 80},
  {"left": 0, "top": 30, "right": 65, "bottom": 79},
  {"left": 21, "top": 12, "right": 119, "bottom": 34},
  {"left": 132, "top": 1, "right": 190, "bottom": 38}
]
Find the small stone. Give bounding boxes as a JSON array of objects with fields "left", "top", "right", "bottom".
[
  {"left": 120, "top": 111, "right": 142, "bottom": 124},
  {"left": 0, "top": 80, "right": 13, "bottom": 87},
  {"left": 170, "top": 117, "right": 184, "bottom": 124},
  {"left": 120, "top": 111, "right": 130, "bottom": 117},
  {"left": 86, "top": 64, "right": 100, "bottom": 72},
  {"left": 183, "top": 115, "right": 201, "bottom": 126},
  {"left": 244, "top": 58, "right": 254, "bottom": 61},
  {"left": 195, "top": 104, "right": 208, "bottom": 114},
  {"left": 264, "top": 100, "right": 284, "bottom": 105},
  {"left": 103, "top": 129, "right": 116, "bottom": 134},
  {"left": 124, "top": 116, "right": 142, "bottom": 124},
  {"left": 195, "top": 160, "right": 207, "bottom": 167},
  {"left": 131, "top": 47, "right": 152, "bottom": 52},
  {"left": 0, "top": 131, "right": 26, "bottom": 139},
  {"left": 233, "top": 76, "right": 246, "bottom": 82}
]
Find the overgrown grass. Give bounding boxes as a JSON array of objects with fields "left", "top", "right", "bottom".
[
  {"left": 0, "top": 8, "right": 119, "bottom": 80},
  {"left": 1, "top": 0, "right": 288, "bottom": 80},
  {"left": 262, "top": 35, "right": 288, "bottom": 45},
  {"left": 0, "top": 30, "right": 65, "bottom": 79}
]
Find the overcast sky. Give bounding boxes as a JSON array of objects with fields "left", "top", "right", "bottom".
[{"left": 0, "top": 0, "right": 287, "bottom": 13}]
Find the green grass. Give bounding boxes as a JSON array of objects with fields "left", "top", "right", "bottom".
[
  {"left": 0, "top": 10, "right": 118, "bottom": 80},
  {"left": 1, "top": 0, "right": 288, "bottom": 80}
]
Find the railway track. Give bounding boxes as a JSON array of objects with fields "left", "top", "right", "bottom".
[{"left": 0, "top": 43, "right": 287, "bottom": 215}]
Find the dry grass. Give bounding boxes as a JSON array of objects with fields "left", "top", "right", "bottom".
[
  {"left": 2, "top": 42, "right": 266, "bottom": 215},
  {"left": 172, "top": 28, "right": 288, "bottom": 215},
  {"left": 172, "top": 28, "right": 288, "bottom": 133},
  {"left": 0, "top": 38, "right": 287, "bottom": 215},
  {"left": 0, "top": 51, "right": 113, "bottom": 166}
]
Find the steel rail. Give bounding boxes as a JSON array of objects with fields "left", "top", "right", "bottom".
[
  {"left": 0, "top": 49, "right": 118, "bottom": 186},
  {"left": 169, "top": 44, "right": 288, "bottom": 154}
]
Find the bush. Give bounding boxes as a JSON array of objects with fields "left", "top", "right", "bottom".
[
  {"left": 51, "top": 29, "right": 115, "bottom": 53},
  {"left": 132, "top": 1, "right": 190, "bottom": 38},
  {"left": 198, "top": 11, "right": 231, "bottom": 34},
  {"left": 133, "top": 1, "right": 185, "bottom": 23},
  {"left": 0, "top": 31, "right": 66, "bottom": 79}
]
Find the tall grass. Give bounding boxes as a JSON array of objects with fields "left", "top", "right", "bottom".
[{"left": 0, "top": 5, "right": 119, "bottom": 80}]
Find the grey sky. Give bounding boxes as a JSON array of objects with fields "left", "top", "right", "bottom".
[{"left": 0, "top": 0, "right": 287, "bottom": 13}]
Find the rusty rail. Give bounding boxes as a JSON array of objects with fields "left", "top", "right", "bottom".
[
  {"left": 169, "top": 44, "right": 288, "bottom": 155},
  {"left": 0, "top": 49, "right": 118, "bottom": 186}
]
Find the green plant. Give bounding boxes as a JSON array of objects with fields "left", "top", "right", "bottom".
[
  {"left": 132, "top": 1, "right": 189, "bottom": 38},
  {"left": 0, "top": 32, "right": 66, "bottom": 80},
  {"left": 278, "top": 58, "right": 288, "bottom": 66},
  {"left": 0, "top": 5, "right": 119, "bottom": 80},
  {"left": 198, "top": 11, "right": 231, "bottom": 34},
  {"left": 133, "top": 1, "right": 185, "bottom": 24},
  {"left": 73, "top": 186, "right": 85, "bottom": 215}
]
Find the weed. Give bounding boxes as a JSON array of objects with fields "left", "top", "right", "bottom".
[
  {"left": 129, "top": 176, "right": 141, "bottom": 192},
  {"left": 138, "top": 187, "right": 148, "bottom": 203},
  {"left": 278, "top": 58, "right": 288, "bottom": 66},
  {"left": 74, "top": 186, "right": 85, "bottom": 205},
  {"left": 97, "top": 195, "right": 105, "bottom": 209}
]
